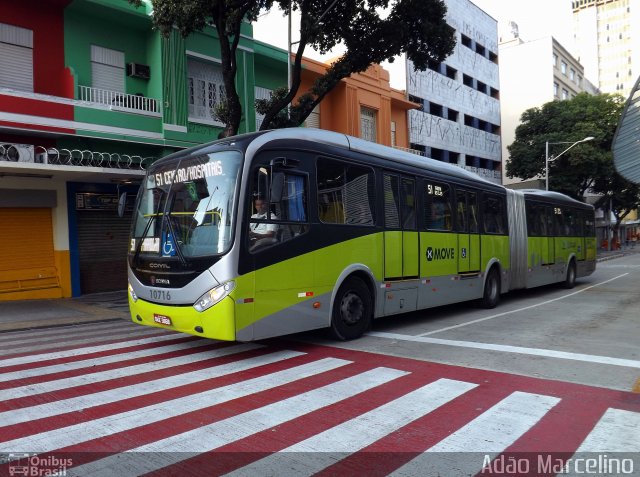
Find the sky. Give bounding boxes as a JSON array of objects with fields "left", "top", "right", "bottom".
[{"left": 252, "top": 0, "right": 576, "bottom": 90}]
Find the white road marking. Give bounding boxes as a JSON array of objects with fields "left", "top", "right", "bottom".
[
  {"left": 0, "top": 349, "right": 300, "bottom": 427},
  {"left": 415, "top": 273, "right": 629, "bottom": 337},
  {"left": 574, "top": 408, "right": 640, "bottom": 452},
  {"left": 0, "top": 339, "right": 213, "bottom": 381},
  {"left": 0, "top": 333, "right": 183, "bottom": 367},
  {"left": 369, "top": 332, "right": 640, "bottom": 369},
  {"left": 0, "top": 320, "right": 135, "bottom": 346},
  {"left": 0, "top": 343, "right": 262, "bottom": 401},
  {"left": 226, "top": 378, "right": 477, "bottom": 477},
  {"left": 391, "top": 391, "right": 561, "bottom": 476},
  {"left": 68, "top": 367, "right": 409, "bottom": 477}
]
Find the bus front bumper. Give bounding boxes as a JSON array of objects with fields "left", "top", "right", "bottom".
[{"left": 128, "top": 294, "right": 236, "bottom": 341}]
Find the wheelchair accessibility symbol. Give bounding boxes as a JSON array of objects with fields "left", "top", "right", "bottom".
[{"left": 162, "top": 232, "right": 176, "bottom": 257}]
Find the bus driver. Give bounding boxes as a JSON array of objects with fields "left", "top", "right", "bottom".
[{"left": 249, "top": 196, "right": 278, "bottom": 249}]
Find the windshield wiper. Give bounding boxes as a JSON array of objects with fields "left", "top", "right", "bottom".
[{"left": 164, "top": 212, "right": 188, "bottom": 267}]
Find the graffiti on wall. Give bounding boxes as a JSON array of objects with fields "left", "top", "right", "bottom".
[
  {"left": 407, "top": 68, "right": 500, "bottom": 119},
  {"left": 409, "top": 110, "right": 500, "bottom": 158}
]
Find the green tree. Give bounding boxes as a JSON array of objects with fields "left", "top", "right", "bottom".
[
  {"left": 257, "top": 0, "right": 455, "bottom": 130},
  {"left": 507, "top": 92, "right": 640, "bottom": 243},
  {"left": 129, "top": 0, "right": 274, "bottom": 138},
  {"left": 130, "top": 0, "right": 455, "bottom": 136}
]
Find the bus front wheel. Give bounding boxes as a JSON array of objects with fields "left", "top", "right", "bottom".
[
  {"left": 481, "top": 268, "right": 501, "bottom": 309},
  {"left": 330, "top": 277, "right": 372, "bottom": 341}
]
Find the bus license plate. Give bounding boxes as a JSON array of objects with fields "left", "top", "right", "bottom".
[{"left": 153, "top": 314, "right": 172, "bottom": 326}]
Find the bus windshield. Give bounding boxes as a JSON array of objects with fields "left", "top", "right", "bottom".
[{"left": 131, "top": 150, "right": 242, "bottom": 259}]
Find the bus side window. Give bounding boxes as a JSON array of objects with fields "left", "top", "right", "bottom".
[
  {"left": 526, "top": 202, "right": 539, "bottom": 236},
  {"left": 384, "top": 174, "right": 401, "bottom": 229},
  {"left": 483, "top": 194, "right": 506, "bottom": 234},
  {"left": 248, "top": 165, "right": 309, "bottom": 251},
  {"left": 317, "top": 157, "right": 375, "bottom": 226},
  {"left": 456, "top": 190, "right": 468, "bottom": 233},
  {"left": 401, "top": 178, "right": 417, "bottom": 230},
  {"left": 468, "top": 192, "right": 479, "bottom": 233},
  {"left": 425, "top": 182, "right": 451, "bottom": 231}
]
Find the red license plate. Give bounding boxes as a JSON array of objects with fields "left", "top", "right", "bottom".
[{"left": 153, "top": 314, "right": 172, "bottom": 326}]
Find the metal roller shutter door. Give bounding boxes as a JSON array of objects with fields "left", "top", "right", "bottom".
[
  {"left": 77, "top": 211, "right": 132, "bottom": 294},
  {"left": 0, "top": 23, "right": 33, "bottom": 92},
  {"left": 0, "top": 208, "right": 59, "bottom": 294}
]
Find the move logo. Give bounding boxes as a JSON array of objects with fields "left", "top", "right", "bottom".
[{"left": 426, "top": 247, "right": 455, "bottom": 261}]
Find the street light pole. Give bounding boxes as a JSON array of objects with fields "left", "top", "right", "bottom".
[{"left": 545, "top": 136, "right": 595, "bottom": 191}]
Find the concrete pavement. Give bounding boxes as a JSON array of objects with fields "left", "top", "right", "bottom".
[
  {"left": 0, "top": 290, "right": 129, "bottom": 332},
  {"left": 0, "top": 248, "right": 636, "bottom": 333}
]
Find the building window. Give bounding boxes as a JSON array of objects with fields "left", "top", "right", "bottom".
[
  {"left": 461, "top": 34, "right": 472, "bottom": 49},
  {"left": 553, "top": 53, "right": 558, "bottom": 67},
  {"left": 570, "top": 68, "right": 575, "bottom": 81},
  {"left": 91, "top": 45, "right": 125, "bottom": 93},
  {"left": 360, "top": 106, "right": 377, "bottom": 142},
  {"left": 429, "top": 102, "right": 444, "bottom": 118},
  {"left": 447, "top": 107, "right": 459, "bottom": 122},
  {"left": 561, "top": 61, "right": 567, "bottom": 75},
  {"left": 463, "top": 74, "right": 474, "bottom": 88},
  {"left": 0, "top": 23, "right": 33, "bottom": 92},
  {"left": 306, "top": 104, "right": 320, "bottom": 129},
  {"left": 391, "top": 121, "right": 397, "bottom": 147},
  {"left": 255, "top": 86, "right": 272, "bottom": 130},
  {"left": 562, "top": 88, "right": 569, "bottom": 100},
  {"left": 187, "top": 57, "right": 225, "bottom": 125},
  {"left": 554, "top": 82, "right": 559, "bottom": 97},
  {"left": 445, "top": 65, "right": 457, "bottom": 80}
]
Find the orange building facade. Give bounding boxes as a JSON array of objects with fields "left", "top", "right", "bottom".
[{"left": 297, "top": 57, "right": 417, "bottom": 148}]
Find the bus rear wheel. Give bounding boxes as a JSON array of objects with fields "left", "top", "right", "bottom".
[
  {"left": 563, "top": 260, "right": 577, "bottom": 289},
  {"left": 481, "top": 268, "right": 501, "bottom": 309},
  {"left": 330, "top": 277, "right": 372, "bottom": 341}
]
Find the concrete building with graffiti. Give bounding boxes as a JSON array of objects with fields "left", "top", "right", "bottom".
[{"left": 406, "top": 0, "right": 501, "bottom": 185}]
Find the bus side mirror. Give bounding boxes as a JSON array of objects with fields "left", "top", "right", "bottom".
[{"left": 117, "top": 192, "right": 127, "bottom": 217}]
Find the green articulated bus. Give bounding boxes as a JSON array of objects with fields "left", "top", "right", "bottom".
[{"left": 127, "top": 129, "right": 596, "bottom": 341}]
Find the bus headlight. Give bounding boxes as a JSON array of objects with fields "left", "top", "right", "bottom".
[
  {"left": 194, "top": 281, "right": 236, "bottom": 312},
  {"left": 128, "top": 282, "right": 138, "bottom": 303}
]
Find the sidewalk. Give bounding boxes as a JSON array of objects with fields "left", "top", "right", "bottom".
[
  {"left": 0, "top": 248, "right": 638, "bottom": 333},
  {"left": 0, "top": 290, "right": 129, "bottom": 333},
  {"left": 596, "top": 245, "right": 640, "bottom": 262}
]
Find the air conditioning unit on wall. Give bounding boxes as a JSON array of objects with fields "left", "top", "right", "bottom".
[
  {"left": 127, "top": 62, "right": 151, "bottom": 80},
  {"left": 0, "top": 143, "right": 35, "bottom": 163}
]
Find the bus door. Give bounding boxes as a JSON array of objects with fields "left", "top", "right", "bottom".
[
  {"left": 383, "top": 174, "right": 418, "bottom": 279},
  {"left": 455, "top": 189, "right": 480, "bottom": 273}
]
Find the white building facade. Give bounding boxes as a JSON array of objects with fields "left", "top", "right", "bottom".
[
  {"left": 498, "top": 30, "right": 598, "bottom": 186},
  {"left": 573, "top": 0, "right": 640, "bottom": 98},
  {"left": 406, "top": 0, "right": 501, "bottom": 184}
]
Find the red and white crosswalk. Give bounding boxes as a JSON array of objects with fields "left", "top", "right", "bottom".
[{"left": 0, "top": 320, "right": 639, "bottom": 476}]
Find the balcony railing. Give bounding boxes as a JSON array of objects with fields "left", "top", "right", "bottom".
[{"left": 78, "top": 86, "right": 160, "bottom": 115}]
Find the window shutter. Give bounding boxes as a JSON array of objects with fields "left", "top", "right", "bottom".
[
  {"left": 305, "top": 105, "right": 320, "bottom": 129},
  {"left": 0, "top": 23, "right": 33, "bottom": 92},
  {"left": 91, "top": 45, "right": 125, "bottom": 93}
]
